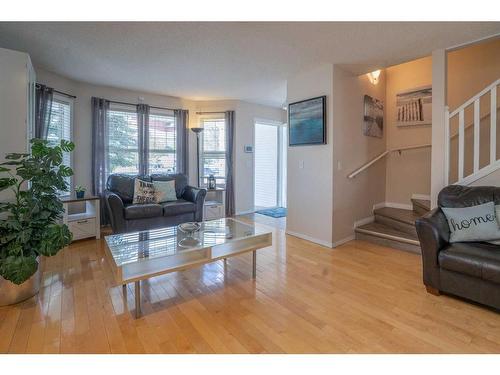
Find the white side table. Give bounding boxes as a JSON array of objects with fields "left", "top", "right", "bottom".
[
  {"left": 204, "top": 188, "right": 226, "bottom": 220},
  {"left": 61, "top": 195, "right": 101, "bottom": 241}
]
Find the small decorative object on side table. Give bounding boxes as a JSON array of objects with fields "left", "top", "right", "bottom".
[
  {"left": 75, "top": 185, "right": 86, "bottom": 199},
  {"left": 208, "top": 174, "right": 216, "bottom": 189},
  {"left": 61, "top": 195, "right": 101, "bottom": 241}
]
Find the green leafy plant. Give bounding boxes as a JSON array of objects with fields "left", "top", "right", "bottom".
[
  {"left": 0, "top": 139, "right": 75, "bottom": 285},
  {"left": 75, "top": 185, "right": 86, "bottom": 193}
]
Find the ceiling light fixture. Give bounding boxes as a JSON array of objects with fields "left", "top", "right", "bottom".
[{"left": 367, "top": 70, "right": 381, "bottom": 85}]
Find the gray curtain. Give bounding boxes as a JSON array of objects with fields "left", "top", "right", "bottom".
[
  {"left": 137, "top": 104, "right": 150, "bottom": 175},
  {"left": 34, "top": 84, "right": 54, "bottom": 140},
  {"left": 175, "top": 109, "right": 189, "bottom": 175},
  {"left": 91, "top": 97, "right": 111, "bottom": 224},
  {"left": 225, "top": 111, "right": 235, "bottom": 216}
]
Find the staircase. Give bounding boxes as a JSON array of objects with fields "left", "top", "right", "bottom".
[
  {"left": 354, "top": 198, "right": 430, "bottom": 253},
  {"left": 445, "top": 78, "right": 500, "bottom": 185}
]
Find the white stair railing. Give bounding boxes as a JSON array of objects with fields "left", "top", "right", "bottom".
[{"left": 445, "top": 78, "right": 500, "bottom": 185}]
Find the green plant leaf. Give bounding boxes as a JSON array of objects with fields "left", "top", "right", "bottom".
[
  {"left": 38, "top": 224, "right": 72, "bottom": 256},
  {"left": 58, "top": 165, "right": 74, "bottom": 177},
  {"left": 0, "top": 166, "right": 10, "bottom": 172},
  {"left": 0, "top": 178, "right": 17, "bottom": 191},
  {"left": 5, "top": 153, "right": 28, "bottom": 160},
  {"left": 0, "top": 255, "right": 38, "bottom": 285},
  {"left": 60, "top": 140, "right": 75, "bottom": 152}
]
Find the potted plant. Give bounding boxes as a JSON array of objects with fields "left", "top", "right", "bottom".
[
  {"left": 75, "top": 185, "right": 86, "bottom": 199},
  {"left": 0, "top": 139, "right": 74, "bottom": 306}
]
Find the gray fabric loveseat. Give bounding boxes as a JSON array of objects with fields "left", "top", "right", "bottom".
[{"left": 104, "top": 173, "right": 206, "bottom": 233}]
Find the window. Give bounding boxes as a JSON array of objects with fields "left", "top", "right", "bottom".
[
  {"left": 106, "top": 106, "right": 177, "bottom": 176},
  {"left": 107, "top": 106, "right": 139, "bottom": 175},
  {"left": 148, "top": 111, "right": 176, "bottom": 174},
  {"left": 47, "top": 95, "right": 73, "bottom": 191},
  {"left": 200, "top": 118, "right": 226, "bottom": 187}
]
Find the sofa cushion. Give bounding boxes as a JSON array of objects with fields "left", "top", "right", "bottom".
[
  {"left": 162, "top": 199, "right": 196, "bottom": 217},
  {"left": 439, "top": 242, "right": 500, "bottom": 284},
  {"left": 124, "top": 203, "right": 163, "bottom": 220},
  {"left": 153, "top": 180, "right": 177, "bottom": 203},
  {"left": 438, "top": 185, "right": 500, "bottom": 208},
  {"left": 107, "top": 174, "right": 151, "bottom": 203},
  {"left": 150, "top": 174, "right": 187, "bottom": 199},
  {"left": 132, "top": 178, "right": 158, "bottom": 204},
  {"left": 441, "top": 202, "right": 500, "bottom": 243}
]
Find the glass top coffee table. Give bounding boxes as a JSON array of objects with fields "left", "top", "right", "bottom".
[{"left": 105, "top": 218, "right": 272, "bottom": 318}]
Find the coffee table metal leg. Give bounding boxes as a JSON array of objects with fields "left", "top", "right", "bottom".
[
  {"left": 135, "top": 281, "right": 141, "bottom": 318},
  {"left": 252, "top": 251, "right": 256, "bottom": 278}
]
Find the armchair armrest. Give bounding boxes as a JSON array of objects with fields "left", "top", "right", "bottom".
[
  {"left": 415, "top": 208, "right": 450, "bottom": 289},
  {"left": 182, "top": 186, "right": 207, "bottom": 222},
  {"left": 104, "top": 190, "right": 126, "bottom": 233}
]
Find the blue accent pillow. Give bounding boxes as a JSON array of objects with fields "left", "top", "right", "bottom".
[
  {"left": 441, "top": 201, "right": 500, "bottom": 243},
  {"left": 153, "top": 180, "right": 177, "bottom": 203}
]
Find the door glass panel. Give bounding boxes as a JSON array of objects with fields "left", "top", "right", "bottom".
[{"left": 254, "top": 123, "right": 278, "bottom": 208}]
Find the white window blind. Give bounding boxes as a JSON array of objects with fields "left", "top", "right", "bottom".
[
  {"left": 47, "top": 96, "right": 72, "bottom": 190},
  {"left": 149, "top": 111, "right": 176, "bottom": 174},
  {"left": 200, "top": 118, "right": 226, "bottom": 186},
  {"left": 107, "top": 107, "right": 139, "bottom": 175}
]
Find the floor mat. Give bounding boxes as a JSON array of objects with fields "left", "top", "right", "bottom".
[{"left": 256, "top": 207, "right": 287, "bottom": 218}]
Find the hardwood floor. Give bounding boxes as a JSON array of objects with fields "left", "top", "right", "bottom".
[{"left": 1, "top": 215, "right": 500, "bottom": 353}]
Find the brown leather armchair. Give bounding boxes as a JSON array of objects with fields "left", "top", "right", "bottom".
[{"left": 415, "top": 185, "right": 500, "bottom": 310}]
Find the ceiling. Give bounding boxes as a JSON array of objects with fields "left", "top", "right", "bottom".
[{"left": 0, "top": 22, "right": 499, "bottom": 107}]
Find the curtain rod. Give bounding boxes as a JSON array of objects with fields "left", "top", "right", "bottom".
[
  {"left": 36, "top": 83, "right": 77, "bottom": 99},
  {"left": 196, "top": 111, "right": 227, "bottom": 115},
  {"left": 107, "top": 99, "right": 177, "bottom": 112}
]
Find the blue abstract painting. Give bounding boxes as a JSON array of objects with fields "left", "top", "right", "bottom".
[{"left": 289, "top": 96, "right": 326, "bottom": 146}]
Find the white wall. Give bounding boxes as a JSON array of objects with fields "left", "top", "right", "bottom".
[
  {"left": 35, "top": 68, "right": 285, "bottom": 214},
  {"left": 286, "top": 64, "right": 334, "bottom": 247},
  {"left": 194, "top": 100, "right": 286, "bottom": 214},
  {"left": 0, "top": 48, "right": 32, "bottom": 202}
]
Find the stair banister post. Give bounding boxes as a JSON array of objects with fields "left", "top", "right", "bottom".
[
  {"left": 491, "top": 85, "right": 497, "bottom": 164},
  {"left": 430, "top": 48, "right": 447, "bottom": 209},
  {"left": 444, "top": 106, "right": 450, "bottom": 186}
]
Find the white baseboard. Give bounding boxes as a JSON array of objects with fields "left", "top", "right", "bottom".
[
  {"left": 235, "top": 209, "right": 256, "bottom": 216},
  {"left": 384, "top": 202, "right": 413, "bottom": 210},
  {"left": 332, "top": 235, "right": 355, "bottom": 248},
  {"left": 411, "top": 194, "right": 431, "bottom": 201},
  {"left": 354, "top": 215, "right": 374, "bottom": 228},
  {"left": 285, "top": 230, "right": 333, "bottom": 248},
  {"left": 373, "top": 201, "right": 386, "bottom": 211}
]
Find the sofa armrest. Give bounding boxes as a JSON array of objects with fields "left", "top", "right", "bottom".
[
  {"left": 104, "top": 190, "right": 126, "bottom": 233},
  {"left": 415, "top": 208, "right": 450, "bottom": 289},
  {"left": 182, "top": 186, "right": 207, "bottom": 222}
]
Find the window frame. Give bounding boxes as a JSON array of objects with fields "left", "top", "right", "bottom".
[
  {"left": 48, "top": 93, "right": 74, "bottom": 196},
  {"left": 199, "top": 115, "right": 227, "bottom": 188},
  {"left": 148, "top": 109, "right": 177, "bottom": 174},
  {"left": 107, "top": 103, "right": 140, "bottom": 176}
]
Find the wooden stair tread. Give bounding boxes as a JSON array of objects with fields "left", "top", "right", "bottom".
[
  {"left": 374, "top": 207, "right": 421, "bottom": 225},
  {"left": 355, "top": 222, "right": 419, "bottom": 245},
  {"left": 412, "top": 198, "right": 430, "bottom": 211}
]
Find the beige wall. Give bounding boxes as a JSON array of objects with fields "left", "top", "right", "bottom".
[
  {"left": 36, "top": 68, "right": 285, "bottom": 215},
  {"left": 385, "top": 56, "right": 432, "bottom": 205},
  {"left": 447, "top": 38, "right": 500, "bottom": 184},
  {"left": 286, "top": 64, "right": 334, "bottom": 247},
  {"left": 331, "top": 66, "right": 387, "bottom": 244},
  {"left": 447, "top": 38, "right": 500, "bottom": 112}
]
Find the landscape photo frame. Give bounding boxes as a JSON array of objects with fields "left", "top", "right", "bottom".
[{"left": 288, "top": 96, "right": 326, "bottom": 146}]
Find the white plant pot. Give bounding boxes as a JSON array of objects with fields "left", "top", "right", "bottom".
[{"left": 0, "top": 262, "right": 41, "bottom": 306}]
